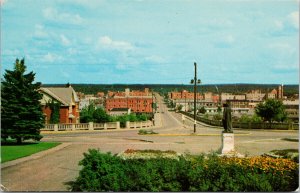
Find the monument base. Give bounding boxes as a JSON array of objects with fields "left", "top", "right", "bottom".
[{"left": 221, "top": 132, "right": 234, "bottom": 154}]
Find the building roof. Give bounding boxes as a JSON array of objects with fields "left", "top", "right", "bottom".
[{"left": 39, "top": 86, "right": 79, "bottom": 106}]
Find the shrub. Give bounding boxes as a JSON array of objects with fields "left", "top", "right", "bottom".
[
  {"left": 238, "top": 114, "right": 263, "bottom": 123},
  {"left": 213, "top": 113, "right": 222, "bottom": 121},
  {"left": 138, "top": 129, "right": 158, "bottom": 135},
  {"left": 71, "top": 149, "right": 299, "bottom": 192}
]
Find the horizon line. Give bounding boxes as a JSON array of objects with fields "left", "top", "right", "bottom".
[{"left": 41, "top": 83, "right": 299, "bottom": 86}]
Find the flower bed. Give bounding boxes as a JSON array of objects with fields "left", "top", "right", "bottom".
[{"left": 118, "top": 149, "right": 181, "bottom": 160}]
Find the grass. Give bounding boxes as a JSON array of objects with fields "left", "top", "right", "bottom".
[{"left": 1, "top": 142, "right": 61, "bottom": 163}]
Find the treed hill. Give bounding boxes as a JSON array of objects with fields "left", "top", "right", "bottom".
[{"left": 41, "top": 84, "right": 299, "bottom": 97}]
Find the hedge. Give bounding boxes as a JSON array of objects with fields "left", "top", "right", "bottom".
[{"left": 71, "top": 149, "right": 298, "bottom": 192}]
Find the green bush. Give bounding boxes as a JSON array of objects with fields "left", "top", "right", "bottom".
[
  {"left": 71, "top": 149, "right": 299, "bottom": 192},
  {"left": 239, "top": 114, "right": 263, "bottom": 123},
  {"left": 138, "top": 129, "right": 158, "bottom": 135},
  {"left": 213, "top": 113, "right": 222, "bottom": 121}
]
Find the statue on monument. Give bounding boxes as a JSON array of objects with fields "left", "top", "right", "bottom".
[{"left": 222, "top": 102, "right": 233, "bottom": 133}]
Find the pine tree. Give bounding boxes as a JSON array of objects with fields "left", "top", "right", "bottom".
[{"left": 1, "top": 58, "right": 44, "bottom": 144}]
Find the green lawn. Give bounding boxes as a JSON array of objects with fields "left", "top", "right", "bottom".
[{"left": 1, "top": 142, "right": 61, "bottom": 163}]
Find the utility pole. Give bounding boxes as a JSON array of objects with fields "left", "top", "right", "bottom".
[{"left": 191, "top": 62, "right": 201, "bottom": 133}]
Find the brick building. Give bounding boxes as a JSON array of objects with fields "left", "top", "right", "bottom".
[
  {"left": 39, "top": 85, "right": 80, "bottom": 124},
  {"left": 106, "top": 88, "right": 154, "bottom": 113},
  {"left": 169, "top": 90, "right": 203, "bottom": 100}
]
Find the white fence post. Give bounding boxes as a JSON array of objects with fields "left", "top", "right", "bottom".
[
  {"left": 88, "top": 122, "right": 94, "bottom": 131},
  {"left": 72, "top": 124, "right": 76, "bottom": 131},
  {"left": 104, "top": 123, "right": 107, "bottom": 130},
  {"left": 126, "top": 121, "right": 130, "bottom": 129},
  {"left": 54, "top": 124, "right": 58, "bottom": 131},
  {"left": 116, "top": 122, "right": 120, "bottom": 129}
]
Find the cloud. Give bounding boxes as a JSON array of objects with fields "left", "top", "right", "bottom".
[
  {"left": 33, "top": 24, "right": 49, "bottom": 39},
  {"left": 144, "top": 55, "right": 165, "bottom": 63},
  {"left": 41, "top": 53, "right": 63, "bottom": 63},
  {"left": 268, "top": 42, "right": 291, "bottom": 50},
  {"left": 269, "top": 11, "right": 299, "bottom": 36},
  {"left": 97, "top": 36, "right": 134, "bottom": 51},
  {"left": 287, "top": 11, "right": 299, "bottom": 29},
  {"left": 214, "top": 35, "right": 235, "bottom": 48},
  {"left": 0, "top": 0, "right": 7, "bottom": 5},
  {"left": 60, "top": 35, "right": 71, "bottom": 46},
  {"left": 43, "top": 7, "right": 83, "bottom": 25},
  {"left": 273, "top": 63, "right": 299, "bottom": 73}
]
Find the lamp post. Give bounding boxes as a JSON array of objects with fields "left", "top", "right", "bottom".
[
  {"left": 185, "top": 94, "right": 187, "bottom": 112},
  {"left": 190, "top": 62, "right": 201, "bottom": 133}
]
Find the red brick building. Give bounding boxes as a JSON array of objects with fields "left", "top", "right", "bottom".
[
  {"left": 169, "top": 90, "right": 203, "bottom": 100},
  {"left": 39, "top": 86, "right": 80, "bottom": 124},
  {"left": 106, "top": 97, "right": 153, "bottom": 113},
  {"left": 106, "top": 88, "right": 153, "bottom": 113}
]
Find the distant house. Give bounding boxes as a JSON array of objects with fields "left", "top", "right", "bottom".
[{"left": 39, "top": 85, "right": 80, "bottom": 124}]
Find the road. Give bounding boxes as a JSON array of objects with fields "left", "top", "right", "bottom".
[{"left": 1, "top": 93, "right": 298, "bottom": 191}]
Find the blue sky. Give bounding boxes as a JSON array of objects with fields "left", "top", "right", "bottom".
[{"left": 1, "top": 0, "right": 299, "bottom": 84}]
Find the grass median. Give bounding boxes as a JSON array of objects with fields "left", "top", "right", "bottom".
[{"left": 1, "top": 141, "right": 61, "bottom": 163}]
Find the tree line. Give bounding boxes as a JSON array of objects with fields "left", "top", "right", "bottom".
[{"left": 42, "top": 83, "right": 299, "bottom": 97}]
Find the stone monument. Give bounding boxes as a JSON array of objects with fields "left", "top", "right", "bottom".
[{"left": 221, "top": 103, "right": 234, "bottom": 154}]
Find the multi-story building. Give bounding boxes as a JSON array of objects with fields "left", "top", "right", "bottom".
[
  {"left": 221, "top": 93, "right": 246, "bottom": 102},
  {"left": 246, "top": 90, "right": 265, "bottom": 101},
  {"left": 169, "top": 90, "right": 203, "bottom": 100},
  {"left": 283, "top": 99, "right": 299, "bottom": 122},
  {"left": 106, "top": 88, "right": 154, "bottom": 114}
]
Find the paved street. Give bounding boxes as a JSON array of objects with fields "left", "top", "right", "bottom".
[{"left": 1, "top": 94, "right": 298, "bottom": 191}]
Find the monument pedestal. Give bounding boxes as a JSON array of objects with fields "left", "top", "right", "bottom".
[{"left": 221, "top": 132, "right": 234, "bottom": 154}]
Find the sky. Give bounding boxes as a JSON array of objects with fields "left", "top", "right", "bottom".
[{"left": 1, "top": 0, "right": 299, "bottom": 84}]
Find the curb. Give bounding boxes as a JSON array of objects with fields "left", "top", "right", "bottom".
[
  {"left": 1, "top": 143, "right": 71, "bottom": 169},
  {"left": 41, "top": 126, "right": 158, "bottom": 135},
  {"left": 144, "top": 132, "right": 251, "bottom": 137}
]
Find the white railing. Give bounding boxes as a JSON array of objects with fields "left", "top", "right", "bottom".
[{"left": 41, "top": 120, "right": 153, "bottom": 132}]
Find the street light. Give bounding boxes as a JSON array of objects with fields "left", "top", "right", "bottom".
[{"left": 190, "top": 62, "right": 201, "bottom": 133}]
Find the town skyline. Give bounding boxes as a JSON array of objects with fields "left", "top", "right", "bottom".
[{"left": 1, "top": 0, "right": 299, "bottom": 84}]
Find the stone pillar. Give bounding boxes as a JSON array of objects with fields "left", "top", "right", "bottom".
[
  {"left": 71, "top": 124, "right": 76, "bottom": 131},
  {"left": 104, "top": 123, "right": 107, "bottom": 130},
  {"left": 221, "top": 132, "right": 234, "bottom": 154},
  {"left": 54, "top": 124, "right": 58, "bottom": 132},
  {"left": 116, "top": 122, "right": 120, "bottom": 129},
  {"left": 88, "top": 122, "right": 94, "bottom": 131},
  {"left": 126, "top": 121, "right": 130, "bottom": 129},
  {"left": 134, "top": 122, "right": 137, "bottom": 129}
]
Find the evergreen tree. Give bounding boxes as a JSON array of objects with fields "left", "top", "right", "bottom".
[{"left": 1, "top": 58, "right": 44, "bottom": 143}]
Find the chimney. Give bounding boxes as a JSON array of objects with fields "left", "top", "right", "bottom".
[
  {"left": 125, "top": 88, "right": 130, "bottom": 97},
  {"left": 278, "top": 84, "right": 283, "bottom": 99}
]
